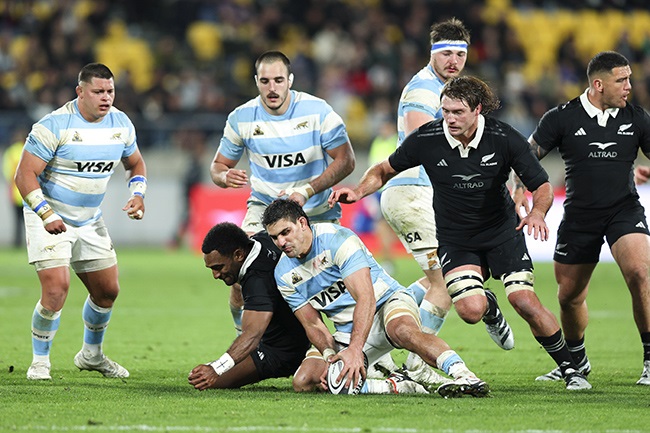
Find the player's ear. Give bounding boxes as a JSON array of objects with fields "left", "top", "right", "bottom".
[
  {"left": 254, "top": 75, "right": 258, "bottom": 85},
  {"left": 288, "top": 73, "right": 294, "bottom": 86}
]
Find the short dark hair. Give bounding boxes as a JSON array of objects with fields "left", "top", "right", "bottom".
[
  {"left": 430, "top": 18, "right": 470, "bottom": 46},
  {"left": 261, "top": 199, "right": 310, "bottom": 228},
  {"left": 441, "top": 76, "right": 500, "bottom": 114},
  {"left": 201, "top": 222, "right": 252, "bottom": 256},
  {"left": 78, "top": 63, "right": 114, "bottom": 84},
  {"left": 255, "top": 50, "right": 292, "bottom": 75},
  {"left": 587, "top": 51, "right": 629, "bottom": 81}
]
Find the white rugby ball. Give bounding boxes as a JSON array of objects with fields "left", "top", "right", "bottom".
[{"left": 326, "top": 358, "right": 366, "bottom": 395}]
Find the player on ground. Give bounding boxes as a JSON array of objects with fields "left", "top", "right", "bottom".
[
  {"left": 516, "top": 51, "right": 650, "bottom": 386},
  {"left": 262, "top": 199, "right": 490, "bottom": 398},
  {"left": 330, "top": 76, "right": 591, "bottom": 390},
  {"left": 15, "top": 63, "right": 145, "bottom": 380},
  {"left": 210, "top": 50, "right": 355, "bottom": 337},
  {"left": 188, "top": 223, "right": 311, "bottom": 389}
]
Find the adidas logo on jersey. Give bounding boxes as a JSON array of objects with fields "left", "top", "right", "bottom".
[
  {"left": 574, "top": 128, "right": 586, "bottom": 136},
  {"left": 437, "top": 159, "right": 448, "bottom": 167},
  {"left": 522, "top": 253, "right": 530, "bottom": 261},
  {"left": 636, "top": 221, "right": 646, "bottom": 229}
]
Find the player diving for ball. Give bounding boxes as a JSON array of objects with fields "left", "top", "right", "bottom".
[{"left": 262, "top": 199, "right": 490, "bottom": 397}]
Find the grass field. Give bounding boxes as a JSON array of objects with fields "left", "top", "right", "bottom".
[{"left": 1, "top": 247, "right": 648, "bottom": 433}]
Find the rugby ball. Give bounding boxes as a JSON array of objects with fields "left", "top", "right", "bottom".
[{"left": 326, "top": 356, "right": 367, "bottom": 395}]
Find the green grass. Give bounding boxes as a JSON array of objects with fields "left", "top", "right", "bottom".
[{"left": 0, "top": 247, "right": 648, "bottom": 433}]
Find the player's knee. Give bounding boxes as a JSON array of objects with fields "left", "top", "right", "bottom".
[
  {"left": 622, "top": 262, "right": 650, "bottom": 291},
  {"left": 292, "top": 358, "right": 325, "bottom": 392},
  {"left": 445, "top": 270, "right": 484, "bottom": 322}
]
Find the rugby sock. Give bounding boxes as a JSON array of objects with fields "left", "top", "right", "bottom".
[
  {"left": 641, "top": 332, "right": 650, "bottom": 362},
  {"left": 81, "top": 296, "right": 112, "bottom": 358},
  {"left": 31, "top": 300, "right": 61, "bottom": 363},
  {"left": 566, "top": 337, "right": 588, "bottom": 366},
  {"left": 362, "top": 379, "right": 392, "bottom": 394},
  {"left": 407, "top": 281, "right": 427, "bottom": 305},
  {"left": 535, "top": 330, "right": 577, "bottom": 375},
  {"left": 419, "top": 299, "right": 446, "bottom": 335},
  {"left": 436, "top": 350, "right": 472, "bottom": 378},
  {"left": 230, "top": 303, "right": 243, "bottom": 336}
]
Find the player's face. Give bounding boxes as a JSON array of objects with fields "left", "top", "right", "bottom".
[
  {"left": 600, "top": 65, "right": 632, "bottom": 110},
  {"left": 266, "top": 216, "right": 311, "bottom": 259},
  {"left": 431, "top": 49, "right": 467, "bottom": 82},
  {"left": 441, "top": 95, "right": 481, "bottom": 141},
  {"left": 256, "top": 61, "right": 292, "bottom": 115},
  {"left": 76, "top": 77, "right": 115, "bottom": 123},
  {"left": 204, "top": 250, "right": 242, "bottom": 286}
]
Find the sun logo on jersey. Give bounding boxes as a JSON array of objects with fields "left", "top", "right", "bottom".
[
  {"left": 291, "top": 272, "right": 303, "bottom": 284},
  {"left": 294, "top": 121, "right": 308, "bottom": 130},
  {"left": 72, "top": 131, "right": 82, "bottom": 142},
  {"left": 111, "top": 132, "right": 122, "bottom": 140},
  {"left": 253, "top": 125, "right": 264, "bottom": 136}
]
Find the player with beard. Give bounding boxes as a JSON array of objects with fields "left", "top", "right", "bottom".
[
  {"left": 209, "top": 51, "right": 355, "bottom": 339},
  {"left": 515, "top": 51, "right": 650, "bottom": 386}
]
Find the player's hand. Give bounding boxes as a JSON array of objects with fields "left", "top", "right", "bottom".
[
  {"left": 123, "top": 195, "right": 145, "bottom": 220},
  {"left": 516, "top": 209, "right": 549, "bottom": 241},
  {"left": 44, "top": 218, "right": 67, "bottom": 235},
  {"left": 330, "top": 347, "right": 366, "bottom": 391},
  {"left": 225, "top": 169, "right": 248, "bottom": 188},
  {"left": 188, "top": 364, "right": 219, "bottom": 390},
  {"left": 634, "top": 166, "right": 650, "bottom": 185},
  {"left": 328, "top": 188, "right": 360, "bottom": 207},
  {"left": 512, "top": 187, "right": 530, "bottom": 218}
]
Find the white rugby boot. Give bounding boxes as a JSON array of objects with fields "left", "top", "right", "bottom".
[
  {"left": 386, "top": 372, "right": 429, "bottom": 394},
  {"left": 27, "top": 361, "right": 51, "bottom": 380},
  {"left": 74, "top": 351, "right": 129, "bottom": 378},
  {"left": 636, "top": 360, "right": 650, "bottom": 385},
  {"left": 482, "top": 289, "right": 515, "bottom": 350}
]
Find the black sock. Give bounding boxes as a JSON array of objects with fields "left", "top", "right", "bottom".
[
  {"left": 536, "top": 330, "right": 577, "bottom": 375},
  {"left": 641, "top": 332, "right": 650, "bottom": 362},
  {"left": 566, "top": 337, "right": 587, "bottom": 366}
]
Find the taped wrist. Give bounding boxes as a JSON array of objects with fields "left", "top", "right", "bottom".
[
  {"left": 285, "top": 184, "right": 315, "bottom": 200},
  {"left": 24, "top": 188, "right": 55, "bottom": 221},
  {"left": 322, "top": 348, "right": 336, "bottom": 362},
  {"left": 209, "top": 353, "right": 235, "bottom": 376},
  {"left": 128, "top": 175, "right": 147, "bottom": 198}
]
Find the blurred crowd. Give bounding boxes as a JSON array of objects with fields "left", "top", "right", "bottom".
[{"left": 0, "top": 0, "right": 650, "bottom": 149}]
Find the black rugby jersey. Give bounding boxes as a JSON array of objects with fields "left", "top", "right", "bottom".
[
  {"left": 241, "top": 232, "right": 309, "bottom": 353},
  {"left": 389, "top": 117, "right": 548, "bottom": 248},
  {"left": 532, "top": 96, "right": 650, "bottom": 216}
]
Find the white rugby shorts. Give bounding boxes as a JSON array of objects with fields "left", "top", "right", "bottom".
[
  {"left": 380, "top": 185, "right": 439, "bottom": 270},
  {"left": 24, "top": 209, "right": 117, "bottom": 272}
]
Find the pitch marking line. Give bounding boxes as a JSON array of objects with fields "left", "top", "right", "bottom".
[{"left": 9, "top": 427, "right": 648, "bottom": 433}]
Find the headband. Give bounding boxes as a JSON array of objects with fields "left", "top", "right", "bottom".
[{"left": 431, "top": 40, "right": 468, "bottom": 54}]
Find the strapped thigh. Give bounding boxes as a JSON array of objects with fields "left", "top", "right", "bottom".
[
  {"left": 445, "top": 270, "right": 484, "bottom": 303},
  {"left": 500, "top": 269, "right": 535, "bottom": 296}
]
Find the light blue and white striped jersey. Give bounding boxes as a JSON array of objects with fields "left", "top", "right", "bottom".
[
  {"left": 218, "top": 90, "right": 350, "bottom": 220},
  {"left": 386, "top": 64, "right": 445, "bottom": 188},
  {"left": 24, "top": 99, "right": 137, "bottom": 227},
  {"left": 274, "top": 223, "right": 405, "bottom": 334}
]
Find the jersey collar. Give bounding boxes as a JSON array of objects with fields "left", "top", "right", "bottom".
[
  {"left": 238, "top": 239, "right": 261, "bottom": 283},
  {"left": 580, "top": 89, "right": 619, "bottom": 127},
  {"left": 443, "top": 114, "right": 485, "bottom": 158}
]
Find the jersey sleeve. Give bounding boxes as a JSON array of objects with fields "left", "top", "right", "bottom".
[
  {"left": 388, "top": 134, "right": 420, "bottom": 173},
  {"left": 638, "top": 107, "right": 650, "bottom": 155},
  {"left": 401, "top": 85, "right": 440, "bottom": 117},
  {"left": 23, "top": 116, "right": 60, "bottom": 162},
  {"left": 320, "top": 105, "right": 350, "bottom": 151},
  {"left": 531, "top": 106, "right": 561, "bottom": 152},
  {"left": 216, "top": 110, "right": 245, "bottom": 161},
  {"left": 508, "top": 125, "right": 549, "bottom": 191},
  {"left": 330, "top": 228, "right": 371, "bottom": 279},
  {"left": 242, "top": 271, "right": 277, "bottom": 313}
]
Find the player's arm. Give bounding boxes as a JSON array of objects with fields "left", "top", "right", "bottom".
[
  {"left": 283, "top": 142, "right": 355, "bottom": 206},
  {"left": 122, "top": 149, "right": 147, "bottom": 220},
  {"left": 515, "top": 181, "right": 553, "bottom": 241},
  {"left": 210, "top": 151, "right": 248, "bottom": 189},
  {"left": 404, "top": 110, "right": 435, "bottom": 135},
  {"left": 634, "top": 148, "right": 650, "bottom": 184},
  {"left": 14, "top": 150, "right": 66, "bottom": 235},
  {"left": 293, "top": 303, "right": 337, "bottom": 357},
  {"left": 328, "top": 159, "right": 397, "bottom": 206},
  {"left": 512, "top": 136, "right": 552, "bottom": 215},
  {"left": 330, "top": 267, "right": 375, "bottom": 388},
  {"left": 188, "top": 308, "right": 273, "bottom": 391}
]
